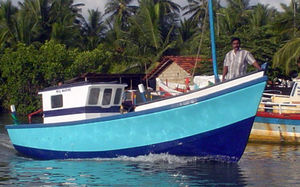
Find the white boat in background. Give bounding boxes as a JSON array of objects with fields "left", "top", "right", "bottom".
[
  {"left": 156, "top": 75, "right": 223, "bottom": 97},
  {"left": 251, "top": 78, "right": 300, "bottom": 144}
]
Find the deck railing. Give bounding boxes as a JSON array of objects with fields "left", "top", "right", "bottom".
[{"left": 259, "top": 101, "right": 300, "bottom": 114}]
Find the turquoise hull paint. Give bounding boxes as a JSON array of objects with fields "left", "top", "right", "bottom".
[
  {"left": 12, "top": 117, "right": 255, "bottom": 161},
  {"left": 255, "top": 116, "right": 300, "bottom": 126},
  {"left": 7, "top": 81, "right": 266, "bottom": 153}
]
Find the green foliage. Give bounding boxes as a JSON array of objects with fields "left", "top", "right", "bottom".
[
  {"left": 0, "top": 43, "right": 42, "bottom": 114},
  {"left": 0, "top": 41, "right": 114, "bottom": 114},
  {"left": 67, "top": 44, "right": 113, "bottom": 78},
  {"left": 0, "top": 0, "right": 299, "bottom": 115},
  {"left": 273, "top": 37, "right": 300, "bottom": 75},
  {"left": 38, "top": 40, "right": 78, "bottom": 84}
]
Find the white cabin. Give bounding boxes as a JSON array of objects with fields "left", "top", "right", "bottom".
[{"left": 38, "top": 82, "right": 127, "bottom": 124}]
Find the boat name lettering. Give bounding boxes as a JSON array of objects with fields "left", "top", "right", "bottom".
[{"left": 56, "top": 88, "right": 71, "bottom": 93}]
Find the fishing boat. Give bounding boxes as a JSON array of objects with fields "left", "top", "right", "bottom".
[
  {"left": 250, "top": 78, "right": 300, "bottom": 144},
  {"left": 6, "top": 71, "right": 266, "bottom": 161},
  {"left": 5, "top": 0, "right": 267, "bottom": 162},
  {"left": 156, "top": 75, "right": 222, "bottom": 97}
]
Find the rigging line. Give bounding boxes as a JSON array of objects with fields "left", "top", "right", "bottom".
[{"left": 192, "top": 1, "right": 209, "bottom": 80}]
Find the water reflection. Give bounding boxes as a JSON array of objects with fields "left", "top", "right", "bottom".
[
  {"left": 1, "top": 111, "right": 300, "bottom": 186},
  {"left": 0, "top": 113, "right": 247, "bottom": 186},
  {"left": 240, "top": 143, "right": 300, "bottom": 186},
  {"left": 3, "top": 155, "right": 246, "bottom": 186},
  {"left": 243, "top": 143, "right": 300, "bottom": 161}
]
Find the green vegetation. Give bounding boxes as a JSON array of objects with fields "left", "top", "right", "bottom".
[{"left": 0, "top": 0, "right": 299, "bottom": 115}]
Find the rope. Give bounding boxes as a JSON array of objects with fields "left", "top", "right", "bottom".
[{"left": 191, "top": 2, "right": 209, "bottom": 80}]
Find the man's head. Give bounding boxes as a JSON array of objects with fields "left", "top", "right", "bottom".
[{"left": 231, "top": 37, "right": 241, "bottom": 51}]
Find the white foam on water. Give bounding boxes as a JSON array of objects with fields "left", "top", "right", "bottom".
[
  {"left": 92, "top": 153, "right": 200, "bottom": 164},
  {"left": 68, "top": 153, "right": 238, "bottom": 163},
  {"left": 0, "top": 135, "right": 15, "bottom": 150}
]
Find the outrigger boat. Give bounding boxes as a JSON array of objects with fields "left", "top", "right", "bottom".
[
  {"left": 251, "top": 79, "right": 300, "bottom": 144},
  {"left": 5, "top": 0, "right": 267, "bottom": 162}
]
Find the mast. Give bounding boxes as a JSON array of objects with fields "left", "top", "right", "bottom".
[{"left": 208, "top": 0, "right": 220, "bottom": 83}]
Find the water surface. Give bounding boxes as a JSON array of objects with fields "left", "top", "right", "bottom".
[{"left": 1, "top": 114, "right": 300, "bottom": 186}]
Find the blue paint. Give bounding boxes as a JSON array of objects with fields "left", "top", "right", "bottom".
[
  {"left": 255, "top": 116, "right": 300, "bottom": 126},
  {"left": 10, "top": 112, "right": 19, "bottom": 125},
  {"left": 6, "top": 74, "right": 266, "bottom": 161},
  {"left": 44, "top": 106, "right": 120, "bottom": 117},
  {"left": 13, "top": 117, "right": 255, "bottom": 162},
  {"left": 208, "top": 0, "right": 220, "bottom": 83},
  {"left": 6, "top": 76, "right": 267, "bottom": 129},
  {"left": 140, "top": 93, "right": 147, "bottom": 103}
]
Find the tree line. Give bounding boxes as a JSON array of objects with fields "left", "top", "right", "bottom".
[{"left": 0, "top": 0, "right": 299, "bottom": 115}]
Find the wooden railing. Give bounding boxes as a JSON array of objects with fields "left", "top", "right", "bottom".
[{"left": 259, "top": 102, "right": 300, "bottom": 114}]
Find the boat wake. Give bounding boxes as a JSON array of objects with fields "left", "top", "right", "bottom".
[
  {"left": 87, "top": 153, "right": 237, "bottom": 164},
  {"left": 106, "top": 153, "right": 199, "bottom": 164},
  {"left": 0, "top": 134, "right": 15, "bottom": 150}
]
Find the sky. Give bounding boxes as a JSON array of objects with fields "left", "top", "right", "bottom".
[
  {"left": 11, "top": 0, "right": 292, "bottom": 18},
  {"left": 76, "top": 0, "right": 291, "bottom": 18}
]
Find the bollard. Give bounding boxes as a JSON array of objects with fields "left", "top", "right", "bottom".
[
  {"left": 138, "top": 84, "right": 147, "bottom": 102},
  {"left": 10, "top": 105, "right": 19, "bottom": 125}
]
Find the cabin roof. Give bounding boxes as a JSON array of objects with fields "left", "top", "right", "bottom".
[
  {"left": 65, "top": 73, "right": 145, "bottom": 83},
  {"left": 39, "top": 81, "right": 127, "bottom": 93},
  {"left": 65, "top": 73, "right": 145, "bottom": 89},
  {"left": 145, "top": 56, "right": 211, "bottom": 80}
]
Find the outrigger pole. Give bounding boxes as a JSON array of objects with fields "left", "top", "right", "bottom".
[{"left": 208, "top": 0, "right": 220, "bottom": 83}]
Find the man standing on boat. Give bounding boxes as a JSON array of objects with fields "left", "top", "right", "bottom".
[{"left": 222, "top": 37, "right": 261, "bottom": 82}]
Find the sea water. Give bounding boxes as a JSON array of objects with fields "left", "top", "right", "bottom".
[{"left": 1, "top": 114, "right": 300, "bottom": 186}]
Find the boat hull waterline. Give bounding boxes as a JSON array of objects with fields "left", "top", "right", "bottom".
[
  {"left": 6, "top": 73, "right": 267, "bottom": 162},
  {"left": 251, "top": 112, "right": 300, "bottom": 144}
]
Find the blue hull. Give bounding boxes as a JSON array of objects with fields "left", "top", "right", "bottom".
[
  {"left": 13, "top": 117, "right": 254, "bottom": 161},
  {"left": 6, "top": 73, "right": 267, "bottom": 162}
]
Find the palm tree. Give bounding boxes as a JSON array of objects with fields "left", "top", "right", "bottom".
[
  {"left": 104, "top": 0, "right": 137, "bottom": 30},
  {"left": 183, "top": 0, "right": 207, "bottom": 25},
  {"left": 176, "top": 18, "right": 200, "bottom": 55},
  {"left": 14, "top": 10, "right": 36, "bottom": 44},
  {"left": 178, "top": 18, "right": 198, "bottom": 43},
  {"left": 83, "top": 9, "right": 107, "bottom": 50},
  {"left": 216, "top": 0, "right": 251, "bottom": 34},
  {"left": 153, "top": 0, "right": 181, "bottom": 14},
  {"left": 273, "top": 37, "right": 300, "bottom": 75},
  {"left": 0, "top": 0, "right": 18, "bottom": 47},
  {"left": 49, "top": 0, "right": 85, "bottom": 47},
  {"left": 116, "top": 0, "right": 176, "bottom": 73},
  {"left": 273, "top": 1, "right": 300, "bottom": 39},
  {"left": 249, "top": 4, "right": 271, "bottom": 28},
  {"left": 226, "top": 0, "right": 250, "bottom": 10},
  {"left": 17, "top": 0, "right": 52, "bottom": 43},
  {"left": 49, "top": 0, "right": 84, "bottom": 25},
  {"left": 153, "top": 0, "right": 180, "bottom": 41}
]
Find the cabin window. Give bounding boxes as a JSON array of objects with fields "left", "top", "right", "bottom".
[
  {"left": 114, "top": 88, "right": 122, "bottom": 105},
  {"left": 102, "top": 89, "right": 112, "bottom": 105},
  {"left": 88, "top": 88, "right": 101, "bottom": 105},
  {"left": 51, "top": 95, "right": 63, "bottom": 108}
]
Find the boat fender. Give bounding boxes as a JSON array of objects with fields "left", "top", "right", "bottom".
[
  {"left": 10, "top": 105, "right": 19, "bottom": 125},
  {"left": 138, "top": 84, "right": 147, "bottom": 102}
]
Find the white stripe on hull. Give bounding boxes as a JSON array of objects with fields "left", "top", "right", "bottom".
[{"left": 44, "top": 113, "right": 119, "bottom": 124}]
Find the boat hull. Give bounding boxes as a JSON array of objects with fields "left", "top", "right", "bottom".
[
  {"left": 251, "top": 112, "right": 300, "bottom": 144},
  {"left": 6, "top": 72, "right": 267, "bottom": 161},
  {"left": 13, "top": 117, "right": 254, "bottom": 161}
]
